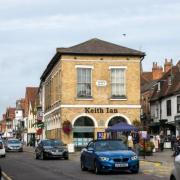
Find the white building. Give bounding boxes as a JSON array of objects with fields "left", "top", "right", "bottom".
[{"left": 150, "top": 61, "right": 180, "bottom": 136}]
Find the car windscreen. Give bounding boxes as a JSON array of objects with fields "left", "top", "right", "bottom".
[
  {"left": 42, "top": 140, "right": 63, "bottom": 147},
  {"left": 95, "top": 140, "right": 128, "bottom": 151},
  {"left": 8, "top": 140, "right": 21, "bottom": 144}
]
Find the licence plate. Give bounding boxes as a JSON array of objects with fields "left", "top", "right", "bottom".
[
  {"left": 115, "top": 163, "right": 128, "bottom": 167},
  {"left": 54, "top": 152, "right": 62, "bottom": 155}
]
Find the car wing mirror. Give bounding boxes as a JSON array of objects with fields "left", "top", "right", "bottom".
[{"left": 87, "top": 147, "right": 94, "bottom": 152}]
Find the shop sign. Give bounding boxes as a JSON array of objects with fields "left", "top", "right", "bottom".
[
  {"left": 85, "top": 108, "right": 118, "bottom": 113},
  {"left": 96, "top": 80, "right": 107, "bottom": 87},
  {"left": 97, "top": 132, "right": 105, "bottom": 139}
]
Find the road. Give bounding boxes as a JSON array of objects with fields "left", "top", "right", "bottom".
[{"left": 0, "top": 151, "right": 170, "bottom": 180}]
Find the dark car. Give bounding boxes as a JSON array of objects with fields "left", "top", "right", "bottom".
[
  {"left": 80, "top": 139, "right": 139, "bottom": 174},
  {"left": 35, "top": 139, "right": 69, "bottom": 160}
]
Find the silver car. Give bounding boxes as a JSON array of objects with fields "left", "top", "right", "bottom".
[
  {"left": 5, "top": 139, "right": 23, "bottom": 152},
  {"left": 170, "top": 154, "right": 180, "bottom": 180}
]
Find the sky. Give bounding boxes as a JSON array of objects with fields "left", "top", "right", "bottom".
[{"left": 0, "top": 0, "right": 180, "bottom": 116}]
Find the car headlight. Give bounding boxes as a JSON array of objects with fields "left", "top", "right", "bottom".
[
  {"left": 131, "top": 155, "right": 138, "bottom": 160},
  {"left": 99, "top": 157, "right": 110, "bottom": 161}
]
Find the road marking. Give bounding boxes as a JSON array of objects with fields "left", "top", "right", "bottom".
[{"left": 2, "top": 171, "right": 12, "bottom": 180}]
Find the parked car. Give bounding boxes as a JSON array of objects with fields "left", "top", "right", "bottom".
[
  {"left": 35, "top": 139, "right": 69, "bottom": 160},
  {"left": 0, "top": 139, "right": 6, "bottom": 157},
  {"left": 5, "top": 139, "right": 23, "bottom": 152},
  {"left": 80, "top": 139, "right": 139, "bottom": 174},
  {"left": 170, "top": 154, "right": 180, "bottom": 180}
]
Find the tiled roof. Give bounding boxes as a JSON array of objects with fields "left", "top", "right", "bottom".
[
  {"left": 141, "top": 72, "right": 153, "bottom": 86},
  {"left": 24, "top": 87, "right": 38, "bottom": 116},
  {"left": 41, "top": 38, "right": 145, "bottom": 81},
  {"left": 141, "top": 80, "right": 158, "bottom": 93},
  {"left": 6, "top": 107, "right": 16, "bottom": 120},
  {"left": 150, "top": 61, "right": 180, "bottom": 101},
  {"left": 57, "top": 38, "right": 145, "bottom": 56}
]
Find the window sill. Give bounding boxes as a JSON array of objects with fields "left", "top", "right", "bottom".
[
  {"left": 76, "top": 97, "right": 93, "bottom": 101},
  {"left": 110, "top": 98, "right": 127, "bottom": 101},
  {"left": 110, "top": 96, "right": 127, "bottom": 101}
]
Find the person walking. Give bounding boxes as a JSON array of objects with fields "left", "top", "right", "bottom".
[
  {"left": 159, "top": 134, "right": 165, "bottom": 152},
  {"left": 132, "top": 131, "right": 140, "bottom": 156},
  {"left": 171, "top": 135, "right": 176, "bottom": 151},
  {"left": 172, "top": 136, "right": 180, "bottom": 157}
]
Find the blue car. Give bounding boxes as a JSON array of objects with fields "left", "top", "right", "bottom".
[{"left": 80, "top": 139, "right": 139, "bottom": 174}]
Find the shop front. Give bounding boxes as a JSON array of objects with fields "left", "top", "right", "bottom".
[
  {"left": 60, "top": 106, "right": 139, "bottom": 151},
  {"left": 73, "top": 116, "right": 95, "bottom": 150}
]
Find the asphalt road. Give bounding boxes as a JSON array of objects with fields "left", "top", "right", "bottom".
[{"left": 0, "top": 151, "right": 169, "bottom": 180}]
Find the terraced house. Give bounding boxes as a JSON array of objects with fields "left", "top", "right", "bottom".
[{"left": 40, "top": 38, "right": 145, "bottom": 149}]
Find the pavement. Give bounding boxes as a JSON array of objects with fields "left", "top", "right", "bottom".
[{"left": 139, "top": 149, "right": 174, "bottom": 165}]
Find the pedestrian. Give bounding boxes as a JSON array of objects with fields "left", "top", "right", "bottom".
[
  {"left": 171, "top": 135, "right": 176, "bottom": 151},
  {"left": 172, "top": 136, "right": 180, "bottom": 157},
  {"left": 159, "top": 134, "right": 165, "bottom": 152},
  {"left": 128, "top": 134, "right": 134, "bottom": 150},
  {"left": 132, "top": 131, "right": 140, "bottom": 156}
]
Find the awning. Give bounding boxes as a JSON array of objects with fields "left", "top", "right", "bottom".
[{"left": 105, "top": 122, "right": 138, "bottom": 132}]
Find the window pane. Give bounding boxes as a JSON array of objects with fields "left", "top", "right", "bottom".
[
  {"left": 177, "top": 96, "right": 180, "bottom": 113},
  {"left": 111, "top": 69, "right": 125, "bottom": 97},
  {"left": 77, "top": 68, "right": 91, "bottom": 97}
]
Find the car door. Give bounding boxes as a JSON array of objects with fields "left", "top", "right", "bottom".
[{"left": 86, "top": 142, "right": 96, "bottom": 170}]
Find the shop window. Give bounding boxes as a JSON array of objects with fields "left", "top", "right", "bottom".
[
  {"left": 77, "top": 68, "right": 92, "bottom": 98},
  {"left": 177, "top": 96, "right": 180, "bottom": 113},
  {"left": 74, "top": 116, "right": 94, "bottom": 126},
  {"left": 167, "top": 100, "right": 171, "bottom": 116},
  {"left": 111, "top": 68, "right": 126, "bottom": 99}
]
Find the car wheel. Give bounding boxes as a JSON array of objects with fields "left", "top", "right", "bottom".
[
  {"left": 81, "top": 160, "right": 87, "bottom": 171},
  {"left": 94, "top": 161, "right": 101, "bottom": 174},
  {"left": 64, "top": 156, "right": 69, "bottom": 160},
  {"left": 131, "top": 167, "right": 139, "bottom": 174},
  {"left": 40, "top": 152, "right": 45, "bottom": 160},
  {"left": 170, "top": 175, "right": 176, "bottom": 180},
  {"left": 35, "top": 153, "right": 39, "bottom": 160}
]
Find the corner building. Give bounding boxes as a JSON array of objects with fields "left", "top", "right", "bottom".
[{"left": 40, "top": 38, "right": 145, "bottom": 148}]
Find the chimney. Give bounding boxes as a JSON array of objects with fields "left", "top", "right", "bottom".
[
  {"left": 152, "top": 62, "right": 163, "bottom": 80},
  {"left": 164, "top": 58, "right": 173, "bottom": 73}
]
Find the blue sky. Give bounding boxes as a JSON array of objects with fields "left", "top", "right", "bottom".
[{"left": 0, "top": 0, "right": 180, "bottom": 116}]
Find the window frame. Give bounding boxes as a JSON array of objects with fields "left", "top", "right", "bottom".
[
  {"left": 109, "top": 66, "right": 127, "bottom": 99},
  {"left": 76, "top": 66, "right": 93, "bottom": 99}
]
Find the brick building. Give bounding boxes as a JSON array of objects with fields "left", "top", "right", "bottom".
[{"left": 40, "top": 38, "right": 145, "bottom": 148}]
